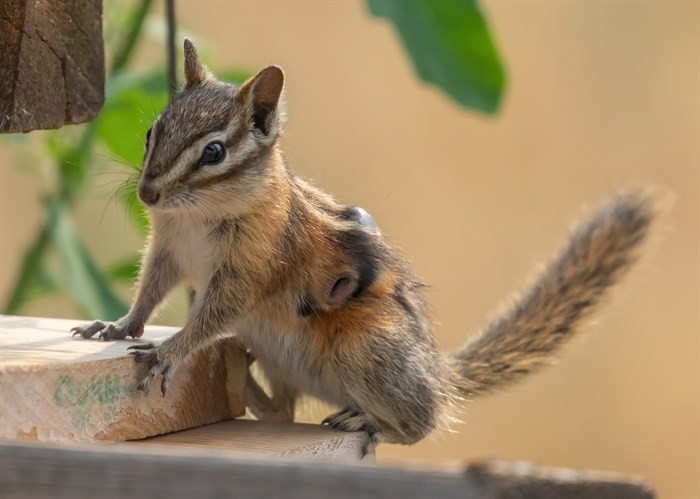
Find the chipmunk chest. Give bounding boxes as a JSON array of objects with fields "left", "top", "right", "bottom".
[{"left": 165, "top": 218, "right": 215, "bottom": 289}]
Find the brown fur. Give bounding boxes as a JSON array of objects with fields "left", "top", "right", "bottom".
[{"left": 72, "top": 39, "right": 657, "bottom": 447}]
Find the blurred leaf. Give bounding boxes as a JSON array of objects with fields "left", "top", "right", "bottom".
[
  {"left": 106, "top": 69, "right": 173, "bottom": 100},
  {"left": 107, "top": 254, "right": 141, "bottom": 281},
  {"left": 45, "top": 131, "right": 69, "bottom": 160},
  {"left": 4, "top": 0, "right": 156, "bottom": 318},
  {"left": 98, "top": 72, "right": 169, "bottom": 167},
  {"left": 44, "top": 122, "right": 100, "bottom": 201},
  {"left": 3, "top": 226, "right": 51, "bottom": 314},
  {"left": 30, "top": 259, "right": 59, "bottom": 295},
  {"left": 9, "top": 258, "right": 61, "bottom": 309},
  {"left": 368, "top": 0, "right": 505, "bottom": 114},
  {"left": 109, "top": 0, "right": 155, "bottom": 75},
  {"left": 218, "top": 69, "right": 253, "bottom": 85},
  {"left": 127, "top": 191, "right": 150, "bottom": 235},
  {"left": 107, "top": 170, "right": 150, "bottom": 235},
  {"left": 58, "top": 145, "right": 87, "bottom": 189},
  {"left": 47, "top": 202, "right": 128, "bottom": 320}
]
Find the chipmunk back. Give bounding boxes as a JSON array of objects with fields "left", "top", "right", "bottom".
[{"left": 72, "top": 39, "right": 656, "bottom": 447}]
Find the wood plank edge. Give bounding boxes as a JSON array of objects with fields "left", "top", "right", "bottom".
[{"left": 0, "top": 441, "right": 656, "bottom": 499}]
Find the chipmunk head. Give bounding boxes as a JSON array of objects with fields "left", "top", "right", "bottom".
[{"left": 138, "top": 38, "right": 286, "bottom": 216}]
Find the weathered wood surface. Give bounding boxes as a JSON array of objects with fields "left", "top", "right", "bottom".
[
  {"left": 0, "top": 441, "right": 656, "bottom": 499},
  {"left": 0, "top": 0, "right": 104, "bottom": 133},
  {"left": 132, "top": 419, "right": 374, "bottom": 462},
  {"left": 0, "top": 315, "right": 247, "bottom": 442}
]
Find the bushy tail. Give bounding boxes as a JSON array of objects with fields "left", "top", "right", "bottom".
[{"left": 450, "top": 191, "right": 657, "bottom": 398}]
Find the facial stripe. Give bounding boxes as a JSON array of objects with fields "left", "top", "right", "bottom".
[
  {"left": 147, "top": 116, "right": 249, "bottom": 188},
  {"left": 187, "top": 143, "right": 263, "bottom": 189},
  {"left": 143, "top": 118, "right": 160, "bottom": 171},
  {"left": 195, "top": 135, "right": 258, "bottom": 178},
  {"left": 145, "top": 111, "right": 245, "bottom": 181}
]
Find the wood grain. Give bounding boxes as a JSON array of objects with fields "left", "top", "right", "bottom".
[
  {"left": 0, "top": 0, "right": 104, "bottom": 133},
  {"left": 0, "top": 315, "right": 247, "bottom": 442},
  {"left": 0, "top": 441, "right": 656, "bottom": 499},
  {"left": 132, "top": 419, "right": 373, "bottom": 462}
]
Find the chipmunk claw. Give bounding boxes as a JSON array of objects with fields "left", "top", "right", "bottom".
[
  {"left": 128, "top": 343, "right": 158, "bottom": 360},
  {"left": 71, "top": 320, "right": 143, "bottom": 341},
  {"left": 128, "top": 343, "right": 173, "bottom": 395},
  {"left": 322, "top": 408, "right": 362, "bottom": 429},
  {"left": 98, "top": 323, "right": 129, "bottom": 341},
  {"left": 70, "top": 321, "right": 107, "bottom": 339},
  {"left": 127, "top": 342, "right": 157, "bottom": 351},
  {"left": 322, "top": 408, "right": 377, "bottom": 435}
]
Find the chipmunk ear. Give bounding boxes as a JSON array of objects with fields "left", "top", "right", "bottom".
[
  {"left": 242, "top": 65, "right": 285, "bottom": 136},
  {"left": 183, "top": 38, "right": 210, "bottom": 87}
]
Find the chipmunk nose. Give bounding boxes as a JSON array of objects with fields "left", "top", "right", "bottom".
[{"left": 138, "top": 183, "right": 160, "bottom": 205}]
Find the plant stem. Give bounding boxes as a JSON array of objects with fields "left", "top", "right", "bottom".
[
  {"left": 110, "top": 0, "right": 155, "bottom": 75},
  {"left": 3, "top": 0, "right": 155, "bottom": 315},
  {"left": 3, "top": 219, "right": 51, "bottom": 314}
]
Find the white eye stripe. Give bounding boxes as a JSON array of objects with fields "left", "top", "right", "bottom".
[
  {"left": 143, "top": 125, "right": 158, "bottom": 168},
  {"left": 143, "top": 116, "right": 164, "bottom": 173},
  {"left": 230, "top": 135, "right": 258, "bottom": 164},
  {"left": 195, "top": 135, "right": 258, "bottom": 177},
  {"left": 157, "top": 130, "right": 228, "bottom": 185},
  {"left": 145, "top": 116, "right": 249, "bottom": 187}
]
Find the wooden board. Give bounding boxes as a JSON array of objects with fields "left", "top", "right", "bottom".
[
  {"left": 0, "top": 441, "right": 656, "bottom": 499},
  {"left": 0, "top": 315, "right": 247, "bottom": 442},
  {"left": 0, "top": 0, "right": 104, "bottom": 133},
  {"left": 132, "top": 419, "right": 374, "bottom": 462}
]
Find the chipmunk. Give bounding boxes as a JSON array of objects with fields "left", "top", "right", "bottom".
[{"left": 71, "top": 39, "right": 656, "bottom": 446}]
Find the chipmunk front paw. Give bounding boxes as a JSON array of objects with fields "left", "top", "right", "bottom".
[
  {"left": 70, "top": 320, "right": 144, "bottom": 340},
  {"left": 128, "top": 342, "right": 175, "bottom": 395}
]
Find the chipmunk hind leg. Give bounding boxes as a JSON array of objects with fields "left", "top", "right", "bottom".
[
  {"left": 325, "top": 331, "right": 450, "bottom": 445},
  {"left": 245, "top": 359, "right": 297, "bottom": 422}
]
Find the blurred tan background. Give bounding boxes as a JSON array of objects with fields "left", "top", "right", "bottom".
[{"left": 1, "top": 1, "right": 697, "bottom": 497}]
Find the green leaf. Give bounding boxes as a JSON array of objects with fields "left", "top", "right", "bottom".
[
  {"left": 113, "top": 173, "right": 150, "bottom": 235},
  {"left": 367, "top": 0, "right": 506, "bottom": 114},
  {"left": 44, "top": 122, "right": 99, "bottom": 200},
  {"left": 45, "top": 131, "right": 70, "bottom": 160},
  {"left": 109, "top": 0, "right": 156, "bottom": 75},
  {"left": 3, "top": 225, "right": 52, "bottom": 314},
  {"left": 218, "top": 70, "right": 253, "bottom": 85},
  {"left": 47, "top": 202, "right": 128, "bottom": 320},
  {"left": 98, "top": 72, "right": 170, "bottom": 167},
  {"left": 30, "top": 259, "right": 59, "bottom": 296},
  {"left": 4, "top": 0, "right": 156, "bottom": 318},
  {"left": 107, "top": 253, "right": 141, "bottom": 281}
]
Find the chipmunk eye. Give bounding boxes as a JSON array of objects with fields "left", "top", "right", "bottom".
[{"left": 199, "top": 141, "right": 226, "bottom": 166}]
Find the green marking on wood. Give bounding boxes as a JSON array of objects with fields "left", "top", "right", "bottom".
[{"left": 53, "top": 373, "right": 137, "bottom": 428}]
